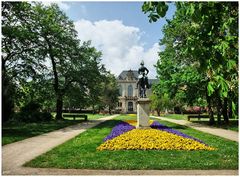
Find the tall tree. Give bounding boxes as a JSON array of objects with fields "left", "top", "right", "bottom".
[
  {"left": 2, "top": 2, "right": 43, "bottom": 121},
  {"left": 32, "top": 3, "right": 106, "bottom": 119},
  {"left": 142, "top": 2, "right": 238, "bottom": 124},
  {"left": 100, "top": 73, "right": 119, "bottom": 114},
  {"left": 2, "top": 2, "right": 107, "bottom": 121}
]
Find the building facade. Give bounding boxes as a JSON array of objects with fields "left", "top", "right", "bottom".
[{"left": 116, "top": 69, "right": 157, "bottom": 113}]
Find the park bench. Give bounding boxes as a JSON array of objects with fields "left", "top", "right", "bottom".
[
  {"left": 62, "top": 114, "right": 87, "bottom": 121},
  {"left": 187, "top": 114, "right": 209, "bottom": 121}
]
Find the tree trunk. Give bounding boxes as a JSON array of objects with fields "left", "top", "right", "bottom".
[
  {"left": 92, "top": 105, "right": 95, "bottom": 114},
  {"left": 55, "top": 95, "right": 63, "bottom": 120},
  {"left": 222, "top": 98, "right": 229, "bottom": 124},
  {"left": 217, "top": 94, "right": 222, "bottom": 125},
  {"left": 2, "top": 59, "right": 14, "bottom": 122},
  {"left": 206, "top": 93, "right": 214, "bottom": 125},
  {"left": 108, "top": 107, "right": 112, "bottom": 115},
  {"left": 228, "top": 100, "right": 233, "bottom": 118},
  {"left": 157, "top": 109, "right": 160, "bottom": 116},
  {"left": 47, "top": 40, "right": 63, "bottom": 120}
]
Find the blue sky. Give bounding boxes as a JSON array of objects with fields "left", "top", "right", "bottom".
[
  {"left": 44, "top": 1, "right": 176, "bottom": 78},
  {"left": 66, "top": 2, "right": 176, "bottom": 49}
]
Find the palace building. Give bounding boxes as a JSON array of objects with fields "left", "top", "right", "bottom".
[{"left": 116, "top": 69, "right": 158, "bottom": 113}]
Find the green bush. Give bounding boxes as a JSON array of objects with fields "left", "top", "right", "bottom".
[
  {"left": 12, "top": 111, "right": 53, "bottom": 122},
  {"left": 21, "top": 101, "right": 41, "bottom": 112},
  {"left": 12, "top": 101, "right": 53, "bottom": 122}
]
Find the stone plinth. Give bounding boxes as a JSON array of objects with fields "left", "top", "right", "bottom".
[{"left": 137, "top": 98, "right": 151, "bottom": 129}]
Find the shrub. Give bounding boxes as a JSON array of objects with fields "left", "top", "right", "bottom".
[
  {"left": 12, "top": 111, "right": 53, "bottom": 122},
  {"left": 21, "top": 101, "right": 41, "bottom": 112},
  {"left": 12, "top": 101, "right": 53, "bottom": 122}
]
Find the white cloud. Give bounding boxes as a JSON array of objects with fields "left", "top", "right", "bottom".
[
  {"left": 41, "top": 1, "right": 70, "bottom": 11},
  {"left": 74, "top": 19, "right": 160, "bottom": 78}
]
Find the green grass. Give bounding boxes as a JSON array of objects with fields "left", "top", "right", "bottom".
[
  {"left": 62, "top": 113, "right": 108, "bottom": 120},
  {"left": 191, "top": 120, "right": 239, "bottom": 132},
  {"left": 2, "top": 120, "right": 83, "bottom": 146},
  {"left": 2, "top": 114, "right": 107, "bottom": 145},
  {"left": 163, "top": 114, "right": 188, "bottom": 120},
  {"left": 163, "top": 114, "right": 238, "bottom": 132},
  {"left": 25, "top": 115, "right": 238, "bottom": 170}
]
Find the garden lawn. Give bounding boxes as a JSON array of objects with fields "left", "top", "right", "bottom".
[
  {"left": 191, "top": 119, "right": 239, "bottom": 132},
  {"left": 2, "top": 120, "right": 84, "bottom": 145},
  {"left": 53, "top": 113, "right": 108, "bottom": 120},
  {"left": 25, "top": 115, "right": 238, "bottom": 170},
  {"left": 163, "top": 114, "right": 238, "bottom": 132},
  {"left": 2, "top": 114, "right": 105, "bottom": 145},
  {"left": 163, "top": 114, "right": 188, "bottom": 120}
]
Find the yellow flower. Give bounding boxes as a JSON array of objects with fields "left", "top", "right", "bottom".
[{"left": 97, "top": 129, "right": 216, "bottom": 151}]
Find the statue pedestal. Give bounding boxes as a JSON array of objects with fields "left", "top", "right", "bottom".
[{"left": 137, "top": 98, "right": 151, "bottom": 129}]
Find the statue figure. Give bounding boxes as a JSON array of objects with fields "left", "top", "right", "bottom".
[{"left": 137, "top": 60, "right": 149, "bottom": 98}]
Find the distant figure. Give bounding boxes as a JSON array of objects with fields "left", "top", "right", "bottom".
[{"left": 137, "top": 61, "right": 149, "bottom": 98}]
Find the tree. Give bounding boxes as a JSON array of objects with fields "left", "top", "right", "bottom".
[
  {"left": 2, "top": 2, "right": 44, "bottom": 121},
  {"left": 2, "top": 2, "right": 108, "bottom": 122},
  {"left": 99, "top": 73, "right": 119, "bottom": 114},
  {"left": 142, "top": 2, "right": 238, "bottom": 124},
  {"left": 31, "top": 3, "right": 106, "bottom": 119},
  {"left": 150, "top": 91, "right": 172, "bottom": 116}
]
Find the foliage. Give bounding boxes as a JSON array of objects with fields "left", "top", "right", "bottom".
[
  {"left": 150, "top": 92, "right": 172, "bottom": 115},
  {"left": 99, "top": 73, "right": 119, "bottom": 114},
  {"left": 11, "top": 101, "right": 53, "bottom": 122},
  {"left": 2, "top": 2, "right": 111, "bottom": 122},
  {"left": 12, "top": 111, "right": 53, "bottom": 123},
  {"left": 142, "top": 2, "right": 238, "bottom": 124},
  {"left": 142, "top": 2, "right": 169, "bottom": 22},
  {"left": 2, "top": 2, "right": 41, "bottom": 121}
]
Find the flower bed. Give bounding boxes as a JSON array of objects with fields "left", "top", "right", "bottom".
[
  {"left": 150, "top": 121, "right": 206, "bottom": 145},
  {"left": 125, "top": 120, "right": 154, "bottom": 126},
  {"left": 97, "top": 120, "right": 216, "bottom": 151},
  {"left": 103, "top": 121, "right": 135, "bottom": 142}
]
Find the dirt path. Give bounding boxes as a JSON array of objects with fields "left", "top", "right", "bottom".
[
  {"left": 2, "top": 115, "right": 118, "bottom": 175},
  {"left": 151, "top": 116, "right": 239, "bottom": 142}
]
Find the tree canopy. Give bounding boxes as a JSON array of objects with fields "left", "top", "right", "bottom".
[
  {"left": 143, "top": 2, "right": 238, "bottom": 124},
  {"left": 2, "top": 2, "right": 118, "bottom": 122}
]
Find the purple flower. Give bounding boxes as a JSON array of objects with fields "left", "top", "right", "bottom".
[
  {"left": 104, "top": 121, "right": 135, "bottom": 142},
  {"left": 150, "top": 121, "right": 207, "bottom": 145}
]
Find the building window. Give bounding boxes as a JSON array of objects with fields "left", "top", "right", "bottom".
[
  {"left": 128, "top": 85, "right": 133, "bottom": 96},
  {"left": 118, "top": 102, "right": 122, "bottom": 107},
  {"left": 128, "top": 102, "right": 133, "bottom": 112},
  {"left": 118, "top": 85, "right": 122, "bottom": 96}
]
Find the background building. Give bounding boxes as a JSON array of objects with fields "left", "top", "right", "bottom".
[{"left": 116, "top": 69, "right": 158, "bottom": 113}]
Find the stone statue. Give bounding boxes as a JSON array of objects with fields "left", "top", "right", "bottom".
[{"left": 137, "top": 60, "right": 149, "bottom": 98}]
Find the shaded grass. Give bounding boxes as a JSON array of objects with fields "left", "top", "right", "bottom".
[
  {"left": 2, "top": 120, "right": 84, "bottom": 146},
  {"left": 164, "top": 114, "right": 238, "bottom": 132},
  {"left": 25, "top": 115, "right": 238, "bottom": 170},
  {"left": 191, "top": 120, "right": 239, "bottom": 132},
  {"left": 2, "top": 114, "right": 107, "bottom": 145}
]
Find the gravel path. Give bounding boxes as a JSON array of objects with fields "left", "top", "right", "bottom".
[{"left": 151, "top": 116, "right": 239, "bottom": 142}]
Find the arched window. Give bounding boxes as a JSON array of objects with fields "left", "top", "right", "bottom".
[
  {"left": 128, "top": 85, "right": 133, "bottom": 96},
  {"left": 118, "top": 85, "right": 122, "bottom": 96}
]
